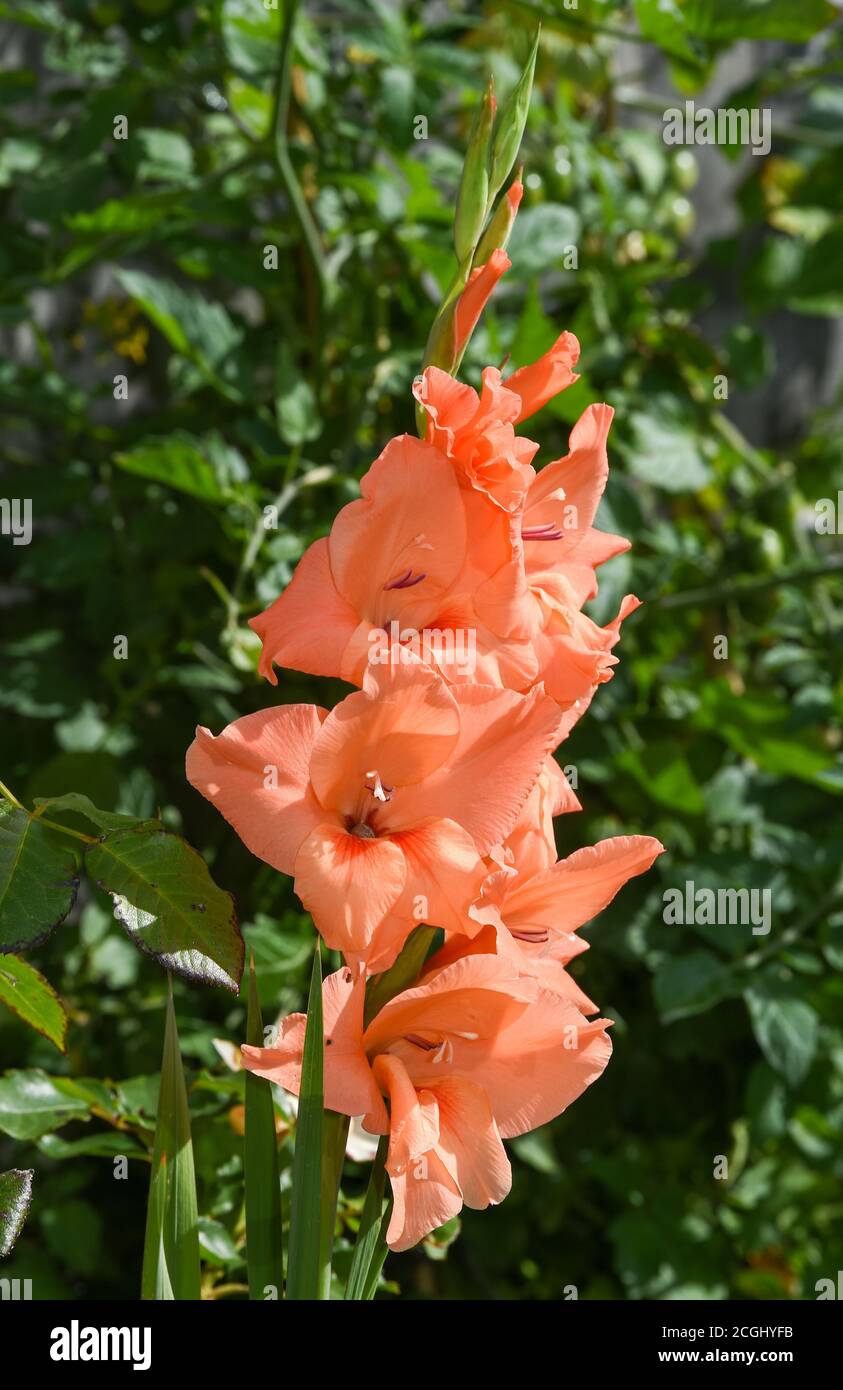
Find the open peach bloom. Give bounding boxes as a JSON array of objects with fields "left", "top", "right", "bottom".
[
  {"left": 412, "top": 337, "right": 581, "bottom": 510},
  {"left": 249, "top": 431, "right": 537, "bottom": 691},
  {"left": 467, "top": 833, "right": 665, "bottom": 1002},
  {"left": 516, "top": 403, "right": 641, "bottom": 732},
  {"left": 186, "top": 660, "right": 560, "bottom": 972},
  {"left": 250, "top": 416, "right": 637, "bottom": 738},
  {"left": 242, "top": 951, "right": 612, "bottom": 1251}
]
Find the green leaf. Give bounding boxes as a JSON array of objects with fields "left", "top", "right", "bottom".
[
  {"left": 694, "top": 685, "right": 839, "bottom": 789},
  {"left": 507, "top": 204, "right": 581, "bottom": 276},
  {"left": 33, "top": 792, "right": 153, "bottom": 832},
  {"left": 786, "top": 223, "right": 843, "bottom": 317},
  {"left": 0, "top": 800, "right": 78, "bottom": 952},
  {"left": 275, "top": 345, "right": 321, "bottom": 446},
  {"left": 136, "top": 128, "right": 194, "bottom": 185},
  {"left": 653, "top": 950, "right": 738, "bottom": 1022},
  {"left": 616, "top": 741, "right": 706, "bottom": 816},
  {"left": 745, "top": 982, "right": 819, "bottom": 1087},
  {"left": 345, "top": 1135, "right": 390, "bottom": 1300},
  {"left": 286, "top": 944, "right": 324, "bottom": 1300},
  {"left": 0, "top": 1168, "right": 33, "bottom": 1258},
  {"left": 634, "top": 0, "right": 709, "bottom": 67},
  {"left": 113, "top": 432, "right": 249, "bottom": 503},
  {"left": 0, "top": 1069, "right": 93, "bottom": 1140},
  {"left": 220, "top": 0, "right": 282, "bottom": 75},
  {"left": 245, "top": 957, "right": 283, "bottom": 1300},
  {"left": 141, "top": 978, "right": 200, "bottom": 1301},
  {"left": 624, "top": 406, "right": 712, "bottom": 492},
  {"left": 226, "top": 76, "right": 273, "bottom": 140},
  {"left": 37, "top": 1131, "right": 145, "bottom": 1160},
  {"left": 114, "top": 269, "right": 244, "bottom": 398},
  {"left": 85, "top": 826, "right": 243, "bottom": 992},
  {"left": 685, "top": 0, "right": 837, "bottom": 42},
  {"left": 198, "top": 1216, "right": 241, "bottom": 1267},
  {"left": 0, "top": 953, "right": 68, "bottom": 1051}
]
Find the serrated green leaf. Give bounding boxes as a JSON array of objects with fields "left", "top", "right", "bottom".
[
  {"left": 0, "top": 800, "right": 79, "bottom": 952},
  {"left": 114, "top": 269, "right": 245, "bottom": 399},
  {"left": 85, "top": 827, "right": 243, "bottom": 992},
  {"left": 0, "top": 953, "right": 67, "bottom": 1051},
  {"left": 685, "top": 0, "right": 836, "bottom": 42},
  {"left": 0, "top": 1168, "right": 33, "bottom": 1258},
  {"left": 33, "top": 792, "right": 154, "bottom": 832}
]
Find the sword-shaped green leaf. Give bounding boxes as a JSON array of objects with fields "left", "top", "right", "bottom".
[
  {"left": 141, "top": 977, "right": 201, "bottom": 1300},
  {"left": 286, "top": 943, "right": 324, "bottom": 1299},
  {"left": 0, "top": 800, "right": 78, "bottom": 953},
  {"left": 245, "top": 955, "right": 283, "bottom": 1300},
  {"left": 345, "top": 1136, "right": 391, "bottom": 1300}
]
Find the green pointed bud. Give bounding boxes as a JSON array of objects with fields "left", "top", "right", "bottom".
[
  {"left": 489, "top": 29, "right": 539, "bottom": 200},
  {"left": 453, "top": 78, "right": 495, "bottom": 264},
  {"left": 474, "top": 169, "right": 524, "bottom": 266}
]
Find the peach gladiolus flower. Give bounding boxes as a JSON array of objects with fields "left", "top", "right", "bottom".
[
  {"left": 249, "top": 403, "right": 634, "bottom": 735},
  {"left": 242, "top": 952, "right": 612, "bottom": 1251},
  {"left": 413, "top": 338, "right": 581, "bottom": 496},
  {"left": 249, "top": 432, "right": 535, "bottom": 691},
  {"left": 186, "top": 660, "right": 560, "bottom": 972},
  {"left": 517, "top": 402, "right": 640, "bottom": 734},
  {"left": 412, "top": 366, "right": 537, "bottom": 513},
  {"left": 469, "top": 834, "right": 665, "bottom": 1001}
]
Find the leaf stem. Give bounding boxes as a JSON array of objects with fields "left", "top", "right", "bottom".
[
  {"left": 0, "top": 782, "right": 95, "bottom": 843},
  {"left": 272, "top": 0, "right": 328, "bottom": 306}
]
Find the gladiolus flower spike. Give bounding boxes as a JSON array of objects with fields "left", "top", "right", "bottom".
[{"left": 186, "top": 58, "right": 663, "bottom": 1276}]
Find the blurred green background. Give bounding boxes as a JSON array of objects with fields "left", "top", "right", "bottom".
[{"left": 2, "top": 0, "right": 843, "bottom": 1300}]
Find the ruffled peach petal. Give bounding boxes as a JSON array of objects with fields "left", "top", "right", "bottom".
[
  {"left": 537, "top": 595, "right": 641, "bottom": 731},
  {"left": 364, "top": 952, "right": 533, "bottom": 1060},
  {"left": 308, "top": 659, "right": 461, "bottom": 817},
  {"left": 185, "top": 705, "right": 328, "bottom": 874},
  {"left": 432, "top": 1075, "right": 512, "bottom": 1209},
  {"left": 413, "top": 368, "right": 484, "bottom": 448},
  {"left": 372, "top": 1054, "right": 439, "bottom": 1167},
  {"left": 241, "top": 969, "right": 387, "bottom": 1125},
  {"left": 384, "top": 1146, "right": 463, "bottom": 1253},
  {"left": 392, "top": 684, "right": 561, "bottom": 855},
  {"left": 476, "top": 993, "right": 613, "bottom": 1139},
  {"left": 293, "top": 822, "right": 407, "bottom": 959},
  {"left": 329, "top": 433, "right": 467, "bottom": 626},
  {"left": 453, "top": 249, "right": 511, "bottom": 355},
  {"left": 512, "top": 834, "right": 665, "bottom": 936},
  {"left": 504, "top": 331, "right": 581, "bottom": 423},
  {"left": 526, "top": 403, "right": 612, "bottom": 532},
  {"left": 249, "top": 538, "right": 359, "bottom": 685},
  {"left": 386, "top": 816, "right": 488, "bottom": 936}
]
